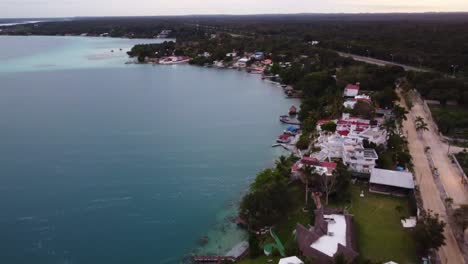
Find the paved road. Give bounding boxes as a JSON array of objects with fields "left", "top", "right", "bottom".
[
  {"left": 337, "top": 52, "right": 428, "bottom": 72},
  {"left": 397, "top": 90, "right": 465, "bottom": 264}
]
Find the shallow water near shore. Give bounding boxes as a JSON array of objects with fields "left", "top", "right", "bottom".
[{"left": 0, "top": 36, "right": 298, "bottom": 263}]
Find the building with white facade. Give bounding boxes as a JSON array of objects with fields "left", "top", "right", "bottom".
[
  {"left": 343, "top": 95, "right": 372, "bottom": 109},
  {"left": 342, "top": 144, "right": 378, "bottom": 174},
  {"left": 344, "top": 84, "right": 360, "bottom": 97}
]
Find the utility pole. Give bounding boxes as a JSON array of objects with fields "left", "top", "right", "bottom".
[{"left": 451, "top": 64, "right": 459, "bottom": 77}]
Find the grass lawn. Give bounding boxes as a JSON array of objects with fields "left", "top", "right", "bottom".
[
  {"left": 429, "top": 104, "right": 468, "bottom": 140},
  {"left": 238, "top": 182, "right": 417, "bottom": 264},
  {"left": 332, "top": 184, "right": 417, "bottom": 264}
]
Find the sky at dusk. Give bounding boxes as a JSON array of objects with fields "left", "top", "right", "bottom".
[{"left": 1, "top": 0, "right": 468, "bottom": 18}]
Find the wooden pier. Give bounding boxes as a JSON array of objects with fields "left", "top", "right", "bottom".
[
  {"left": 193, "top": 256, "right": 236, "bottom": 263},
  {"left": 279, "top": 116, "right": 301, "bottom": 125}
]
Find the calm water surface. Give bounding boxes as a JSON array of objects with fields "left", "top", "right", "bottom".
[{"left": 0, "top": 36, "right": 298, "bottom": 263}]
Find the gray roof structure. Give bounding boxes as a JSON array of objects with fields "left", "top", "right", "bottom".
[{"left": 370, "top": 168, "right": 415, "bottom": 189}]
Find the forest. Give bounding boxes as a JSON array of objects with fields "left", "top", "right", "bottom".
[{"left": 2, "top": 13, "right": 468, "bottom": 76}]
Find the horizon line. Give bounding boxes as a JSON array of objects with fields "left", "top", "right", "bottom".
[{"left": 2, "top": 11, "right": 468, "bottom": 20}]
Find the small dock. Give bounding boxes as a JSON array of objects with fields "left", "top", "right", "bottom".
[
  {"left": 193, "top": 241, "right": 248, "bottom": 263},
  {"left": 279, "top": 115, "right": 301, "bottom": 125},
  {"left": 193, "top": 256, "right": 236, "bottom": 263}
]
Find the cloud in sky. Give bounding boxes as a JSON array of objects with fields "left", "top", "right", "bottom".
[{"left": 1, "top": 0, "right": 468, "bottom": 18}]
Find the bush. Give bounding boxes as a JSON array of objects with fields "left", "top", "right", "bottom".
[
  {"left": 296, "top": 134, "right": 311, "bottom": 150},
  {"left": 321, "top": 121, "right": 337, "bottom": 133},
  {"left": 248, "top": 233, "right": 261, "bottom": 258}
]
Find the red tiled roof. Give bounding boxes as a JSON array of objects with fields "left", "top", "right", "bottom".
[
  {"left": 317, "top": 119, "right": 332, "bottom": 125},
  {"left": 302, "top": 157, "right": 320, "bottom": 166},
  {"left": 337, "top": 120, "right": 370, "bottom": 126},
  {"left": 337, "top": 130, "right": 350, "bottom": 136},
  {"left": 345, "top": 84, "right": 360, "bottom": 90},
  {"left": 320, "top": 162, "right": 337, "bottom": 169}
]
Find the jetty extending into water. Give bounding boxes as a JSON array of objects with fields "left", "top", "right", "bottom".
[
  {"left": 193, "top": 255, "right": 236, "bottom": 263},
  {"left": 193, "top": 241, "right": 248, "bottom": 263},
  {"left": 279, "top": 115, "right": 301, "bottom": 125}
]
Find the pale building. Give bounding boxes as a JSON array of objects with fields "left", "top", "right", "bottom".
[{"left": 344, "top": 84, "right": 360, "bottom": 97}]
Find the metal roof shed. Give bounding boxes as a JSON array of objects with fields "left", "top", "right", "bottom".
[{"left": 370, "top": 168, "right": 415, "bottom": 189}]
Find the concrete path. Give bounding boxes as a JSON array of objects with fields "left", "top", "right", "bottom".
[{"left": 397, "top": 90, "right": 465, "bottom": 264}]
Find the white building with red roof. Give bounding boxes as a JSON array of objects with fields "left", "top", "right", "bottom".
[
  {"left": 344, "top": 83, "right": 360, "bottom": 97},
  {"left": 291, "top": 157, "right": 338, "bottom": 180},
  {"left": 343, "top": 95, "right": 372, "bottom": 109}
]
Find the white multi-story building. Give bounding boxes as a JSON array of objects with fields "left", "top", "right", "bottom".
[{"left": 342, "top": 144, "right": 378, "bottom": 174}]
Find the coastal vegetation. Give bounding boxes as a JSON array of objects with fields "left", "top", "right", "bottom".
[
  {"left": 125, "top": 23, "right": 443, "bottom": 262},
  {"left": 9, "top": 15, "right": 458, "bottom": 263}
]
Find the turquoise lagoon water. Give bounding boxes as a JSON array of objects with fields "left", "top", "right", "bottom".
[{"left": 0, "top": 36, "right": 299, "bottom": 263}]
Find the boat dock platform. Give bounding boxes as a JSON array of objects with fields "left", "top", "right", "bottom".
[
  {"left": 279, "top": 115, "right": 301, "bottom": 125},
  {"left": 192, "top": 256, "right": 236, "bottom": 263}
]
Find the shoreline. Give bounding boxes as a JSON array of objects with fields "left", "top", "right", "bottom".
[{"left": 123, "top": 58, "right": 301, "bottom": 261}]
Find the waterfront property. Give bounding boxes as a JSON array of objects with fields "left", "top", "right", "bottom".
[
  {"left": 313, "top": 112, "right": 386, "bottom": 174},
  {"left": 296, "top": 208, "right": 358, "bottom": 264},
  {"left": 237, "top": 57, "right": 250, "bottom": 68},
  {"left": 343, "top": 94, "right": 372, "bottom": 109},
  {"left": 344, "top": 83, "right": 360, "bottom": 97},
  {"left": 291, "top": 157, "right": 337, "bottom": 179},
  {"left": 342, "top": 145, "right": 379, "bottom": 174},
  {"left": 369, "top": 168, "right": 415, "bottom": 196}
]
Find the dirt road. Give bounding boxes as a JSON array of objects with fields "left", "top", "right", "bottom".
[
  {"left": 397, "top": 90, "right": 465, "bottom": 264},
  {"left": 411, "top": 97, "right": 468, "bottom": 205}
]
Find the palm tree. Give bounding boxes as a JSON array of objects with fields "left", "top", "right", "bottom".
[
  {"left": 415, "top": 116, "right": 429, "bottom": 138},
  {"left": 415, "top": 116, "right": 425, "bottom": 124},
  {"left": 416, "top": 121, "right": 429, "bottom": 133},
  {"left": 381, "top": 119, "right": 396, "bottom": 136},
  {"left": 275, "top": 155, "right": 290, "bottom": 178}
]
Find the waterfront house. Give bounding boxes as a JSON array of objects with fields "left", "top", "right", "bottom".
[
  {"left": 296, "top": 208, "right": 358, "bottom": 264},
  {"left": 289, "top": 106, "right": 298, "bottom": 115},
  {"left": 226, "top": 52, "right": 238, "bottom": 57},
  {"left": 369, "top": 168, "right": 415, "bottom": 196},
  {"left": 291, "top": 157, "right": 337, "bottom": 180},
  {"left": 200, "top": 52, "right": 211, "bottom": 58},
  {"left": 344, "top": 83, "right": 360, "bottom": 97},
  {"left": 277, "top": 134, "right": 292, "bottom": 144},
  {"left": 253, "top": 52, "right": 265, "bottom": 60},
  {"left": 342, "top": 144, "right": 378, "bottom": 174},
  {"left": 343, "top": 95, "right": 372, "bottom": 109},
  {"left": 237, "top": 58, "right": 250, "bottom": 68}
]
